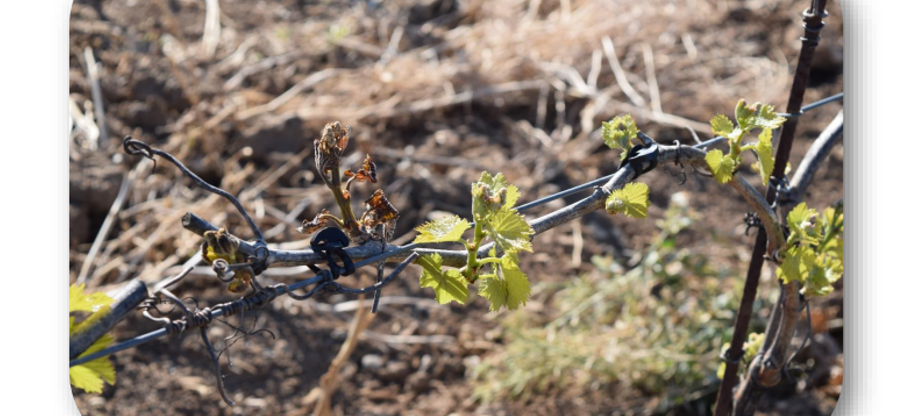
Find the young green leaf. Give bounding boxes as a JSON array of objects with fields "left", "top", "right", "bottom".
[
  {"left": 70, "top": 335, "right": 117, "bottom": 394},
  {"left": 605, "top": 182, "right": 651, "bottom": 218},
  {"left": 735, "top": 100, "right": 786, "bottom": 132},
  {"left": 778, "top": 245, "right": 816, "bottom": 284},
  {"left": 472, "top": 172, "right": 510, "bottom": 221},
  {"left": 70, "top": 282, "right": 117, "bottom": 395},
  {"left": 787, "top": 202, "right": 822, "bottom": 245},
  {"left": 417, "top": 253, "right": 469, "bottom": 305},
  {"left": 601, "top": 115, "right": 639, "bottom": 160},
  {"left": 486, "top": 208, "right": 534, "bottom": 254},
  {"left": 805, "top": 255, "right": 843, "bottom": 297},
  {"left": 705, "top": 149, "right": 736, "bottom": 184},
  {"left": 710, "top": 114, "right": 735, "bottom": 137},
  {"left": 477, "top": 253, "right": 531, "bottom": 311},
  {"left": 70, "top": 284, "right": 113, "bottom": 314},
  {"left": 754, "top": 128, "right": 775, "bottom": 186},
  {"left": 478, "top": 276, "right": 506, "bottom": 312},
  {"left": 500, "top": 253, "right": 530, "bottom": 310},
  {"left": 414, "top": 215, "right": 471, "bottom": 243}
]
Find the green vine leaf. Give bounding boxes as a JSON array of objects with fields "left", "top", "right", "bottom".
[
  {"left": 787, "top": 202, "right": 823, "bottom": 246},
  {"left": 70, "top": 284, "right": 113, "bottom": 314},
  {"left": 754, "top": 128, "right": 775, "bottom": 186},
  {"left": 417, "top": 253, "right": 469, "bottom": 305},
  {"left": 414, "top": 215, "right": 471, "bottom": 243},
  {"left": 601, "top": 115, "right": 639, "bottom": 160},
  {"left": 500, "top": 253, "right": 531, "bottom": 310},
  {"left": 806, "top": 254, "right": 844, "bottom": 297},
  {"left": 478, "top": 253, "right": 531, "bottom": 311},
  {"left": 710, "top": 114, "right": 735, "bottom": 137},
  {"left": 605, "top": 182, "right": 651, "bottom": 218},
  {"left": 478, "top": 276, "right": 506, "bottom": 312},
  {"left": 705, "top": 149, "right": 736, "bottom": 184},
  {"left": 70, "top": 284, "right": 117, "bottom": 394},
  {"left": 487, "top": 208, "right": 534, "bottom": 254},
  {"left": 778, "top": 245, "right": 816, "bottom": 284},
  {"left": 735, "top": 100, "right": 786, "bottom": 132}
]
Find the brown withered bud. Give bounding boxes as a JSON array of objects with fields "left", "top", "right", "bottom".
[
  {"left": 200, "top": 228, "right": 251, "bottom": 293},
  {"left": 362, "top": 189, "right": 399, "bottom": 230},
  {"left": 314, "top": 121, "right": 351, "bottom": 179},
  {"left": 201, "top": 228, "right": 240, "bottom": 264},
  {"left": 298, "top": 209, "right": 334, "bottom": 234},
  {"left": 344, "top": 154, "right": 378, "bottom": 184}
]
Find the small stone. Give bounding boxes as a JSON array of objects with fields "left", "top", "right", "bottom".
[{"left": 361, "top": 354, "right": 384, "bottom": 370}]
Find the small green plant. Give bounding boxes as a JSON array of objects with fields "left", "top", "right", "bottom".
[
  {"left": 69, "top": 284, "right": 117, "bottom": 394},
  {"left": 472, "top": 194, "right": 737, "bottom": 405},
  {"left": 414, "top": 172, "right": 534, "bottom": 311}
]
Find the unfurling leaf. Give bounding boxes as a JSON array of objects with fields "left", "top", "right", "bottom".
[
  {"left": 472, "top": 172, "right": 513, "bottom": 221},
  {"left": 602, "top": 115, "right": 639, "bottom": 160},
  {"left": 787, "top": 202, "right": 822, "bottom": 245},
  {"left": 417, "top": 253, "right": 469, "bottom": 305},
  {"left": 735, "top": 100, "right": 786, "bottom": 132},
  {"left": 754, "top": 128, "right": 775, "bottom": 186},
  {"left": 344, "top": 154, "right": 377, "bottom": 183},
  {"left": 478, "top": 253, "right": 531, "bottom": 311},
  {"left": 605, "top": 182, "right": 651, "bottom": 218},
  {"left": 710, "top": 114, "right": 735, "bottom": 137},
  {"left": 705, "top": 149, "right": 736, "bottom": 184},
  {"left": 414, "top": 215, "right": 471, "bottom": 243},
  {"left": 487, "top": 208, "right": 534, "bottom": 254}
]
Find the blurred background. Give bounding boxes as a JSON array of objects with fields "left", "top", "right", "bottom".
[{"left": 69, "top": 0, "right": 843, "bottom": 415}]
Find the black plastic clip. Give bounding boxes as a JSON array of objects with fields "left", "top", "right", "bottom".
[
  {"left": 308, "top": 227, "right": 356, "bottom": 280},
  {"left": 618, "top": 132, "right": 660, "bottom": 179}
]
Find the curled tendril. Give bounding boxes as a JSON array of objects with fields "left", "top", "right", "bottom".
[{"left": 122, "top": 135, "right": 157, "bottom": 173}]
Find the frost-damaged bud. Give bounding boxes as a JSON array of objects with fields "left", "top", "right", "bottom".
[
  {"left": 344, "top": 154, "right": 378, "bottom": 184},
  {"left": 201, "top": 228, "right": 251, "bottom": 293},
  {"left": 315, "top": 121, "right": 351, "bottom": 179},
  {"left": 362, "top": 189, "right": 399, "bottom": 232},
  {"left": 298, "top": 209, "right": 333, "bottom": 234}
]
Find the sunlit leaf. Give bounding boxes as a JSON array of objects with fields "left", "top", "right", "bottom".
[
  {"left": 710, "top": 114, "right": 735, "bottom": 137},
  {"left": 69, "top": 284, "right": 113, "bottom": 314},
  {"left": 487, "top": 208, "right": 534, "bottom": 254},
  {"left": 705, "top": 149, "right": 736, "bottom": 184},
  {"left": 601, "top": 115, "right": 639, "bottom": 160},
  {"left": 735, "top": 100, "right": 786, "bottom": 132},
  {"left": 754, "top": 128, "right": 775, "bottom": 186},
  {"left": 417, "top": 253, "right": 469, "bottom": 305},
  {"left": 414, "top": 215, "right": 471, "bottom": 243},
  {"left": 477, "top": 253, "right": 530, "bottom": 311},
  {"left": 605, "top": 182, "right": 651, "bottom": 218}
]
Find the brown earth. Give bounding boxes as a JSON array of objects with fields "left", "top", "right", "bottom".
[{"left": 69, "top": 0, "right": 843, "bottom": 415}]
